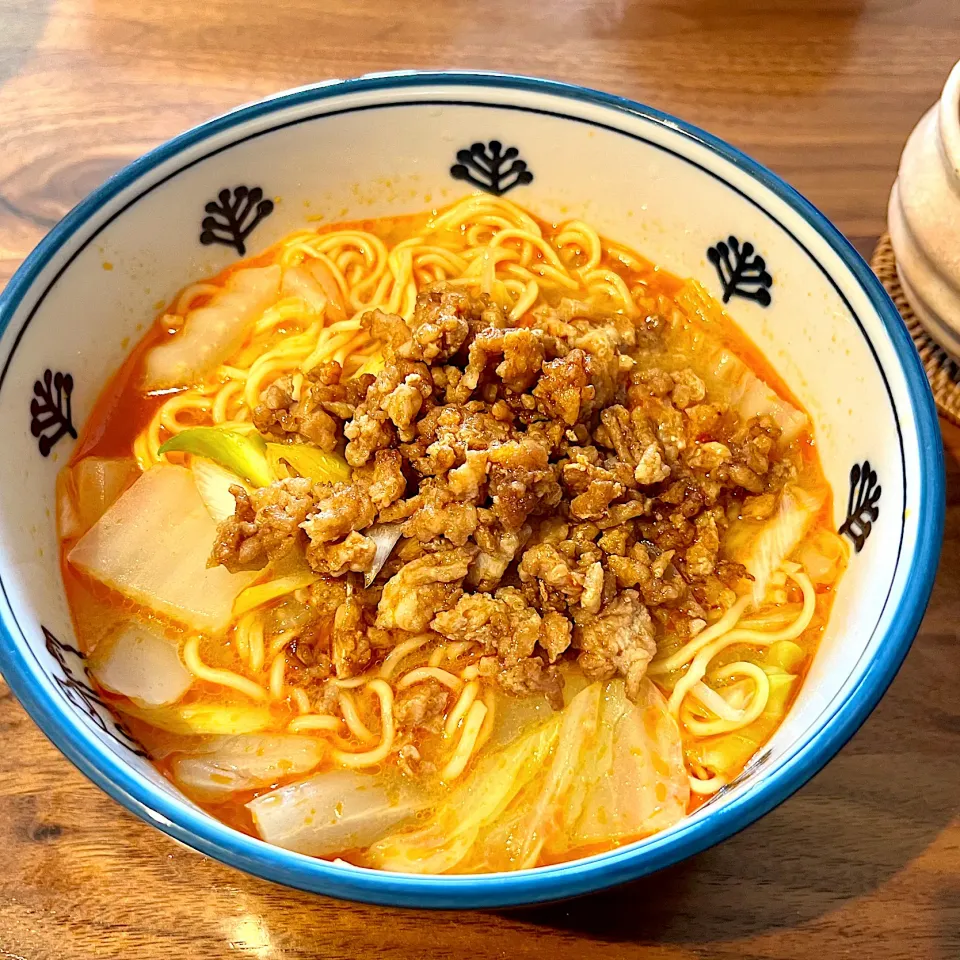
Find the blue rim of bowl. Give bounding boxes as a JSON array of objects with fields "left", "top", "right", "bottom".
[{"left": 0, "top": 71, "right": 945, "bottom": 908}]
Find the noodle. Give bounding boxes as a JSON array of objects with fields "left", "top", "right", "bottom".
[
  {"left": 396, "top": 667, "right": 463, "bottom": 692},
  {"left": 181, "top": 635, "right": 267, "bottom": 701},
  {"left": 233, "top": 611, "right": 266, "bottom": 674},
  {"left": 266, "top": 630, "right": 296, "bottom": 663},
  {"left": 288, "top": 714, "right": 342, "bottom": 734},
  {"left": 332, "top": 679, "right": 395, "bottom": 767},
  {"left": 666, "top": 568, "right": 816, "bottom": 721},
  {"left": 683, "top": 663, "right": 771, "bottom": 737},
  {"left": 472, "top": 688, "right": 497, "bottom": 753},
  {"left": 443, "top": 680, "right": 480, "bottom": 738},
  {"left": 291, "top": 688, "right": 311, "bottom": 714},
  {"left": 689, "top": 773, "right": 726, "bottom": 795},
  {"left": 379, "top": 634, "right": 433, "bottom": 679},
  {"left": 691, "top": 680, "right": 744, "bottom": 722},
  {"left": 440, "top": 700, "right": 488, "bottom": 781},
  {"left": 132, "top": 193, "right": 652, "bottom": 467},
  {"left": 554, "top": 220, "right": 603, "bottom": 271},
  {"left": 649, "top": 595, "right": 752, "bottom": 676},
  {"left": 338, "top": 689, "right": 378, "bottom": 743},
  {"left": 268, "top": 652, "right": 286, "bottom": 699},
  {"left": 443, "top": 641, "right": 476, "bottom": 663},
  {"left": 211, "top": 379, "right": 246, "bottom": 425},
  {"left": 333, "top": 672, "right": 377, "bottom": 689},
  {"left": 233, "top": 623, "right": 250, "bottom": 664}
]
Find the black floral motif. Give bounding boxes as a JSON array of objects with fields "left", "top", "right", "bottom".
[
  {"left": 30, "top": 369, "right": 76, "bottom": 457},
  {"left": 200, "top": 186, "right": 275, "bottom": 256},
  {"left": 42, "top": 626, "right": 147, "bottom": 757},
  {"left": 707, "top": 236, "right": 773, "bottom": 307},
  {"left": 839, "top": 460, "right": 881, "bottom": 552},
  {"left": 450, "top": 141, "right": 533, "bottom": 196}
]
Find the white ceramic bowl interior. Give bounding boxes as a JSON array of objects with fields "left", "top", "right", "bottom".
[{"left": 0, "top": 73, "right": 942, "bottom": 907}]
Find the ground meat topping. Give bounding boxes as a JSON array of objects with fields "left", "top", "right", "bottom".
[
  {"left": 210, "top": 281, "right": 801, "bottom": 703},
  {"left": 331, "top": 593, "right": 374, "bottom": 679},
  {"left": 300, "top": 483, "right": 377, "bottom": 545},
  {"left": 575, "top": 590, "right": 657, "bottom": 700},
  {"left": 483, "top": 655, "right": 565, "bottom": 710},
  {"left": 431, "top": 587, "right": 541, "bottom": 664},
  {"left": 375, "top": 545, "right": 477, "bottom": 632},
  {"left": 394, "top": 679, "right": 450, "bottom": 734},
  {"left": 209, "top": 479, "right": 315, "bottom": 573},
  {"left": 306, "top": 531, "right": 377, "bottom": 577},
  {"left": 358, "top": 449, "right": 407, "bottom": 511},
  {"left": 533, "top": 350, "right": 591, "bottom": 425},
  {"left": 539, "top": 610, "right": 573, "bottom": 663},
  {"left": 253, "top": 362, "right": 373, "bottom": 451}
]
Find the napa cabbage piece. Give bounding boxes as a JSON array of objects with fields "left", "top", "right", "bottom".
[
  {"left": 57, "top": 457, "right": 139, "bottom": 541},
  {"left": 265, "top": 443, "right": 350, "bottom": 484},
  {"left": 118, "top": 700, "right": 276, "bottom": 735},
  {"left": 191, "top": 457, "right": 250, "bottom": 524},
  {"left": 367, "top": 679, "right": 688, "bottom": 874},
  {"left": 280, "top": 265, "right": 329, "bottom": 314},
  {"left": 64, "top": 574, "right": 126, "bottom": 655},
  {"left": 725, "top": 484, "right": 825, "bottom": 604},
  {"left": 88, "top": 622, "right": 192, "bottom": 707},
  {"left": 672, "top": 282, "right": 808, "bottom": 444},
  {"left": 248, "top": 770, "right": 420, "bottom": 857},
  {"left": 796, "top": 528, "right": 849, "bottom": 585},
  {"left": 68, "top": 465, "right": 258, "bottom": 632},
  {"left": 728, "top": 360, "right": 807, "bottom": 443},
  {"left": 233, "top": 569, "right": 321, "bottom": 618},
  {"left": 565, "top": 679, "right": 688, "bottom": 851},
  {"left": 119, "top": 718, "right": 207, "bottom": 760},
  {"left": 172, "top": 735, "right": 326, "bottom": 799},
  {"left": 281, "top": 261, "right": 347, "bottom": 325},
  {"left": 484, "top": 688, "right": 556, "bottom": 751},
  {"left": 465, "top": 683, "right": 603, "bottom": 871},
  {"left": 366, "top": 708, "right": 563, "bottom": 874},
  {"left": 160, "top": 427, "right": 274, "bottom": 488},
  {"left": 143, "top": 265, "right": 281, "bottom": 390},
  {"left": 767, "top": 639, "right": 805, "bottom": 673}
]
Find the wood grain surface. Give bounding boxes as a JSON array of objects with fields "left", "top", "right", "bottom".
[{"left": 0, "top": 0, "right": 958, "bottom": 957}]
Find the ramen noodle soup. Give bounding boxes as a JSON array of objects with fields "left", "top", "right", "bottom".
[{"left": 57, "top": 195, "right": 847, "bottom": 873}]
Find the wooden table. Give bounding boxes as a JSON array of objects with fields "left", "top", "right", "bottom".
[{"left": 0, "top": 1, "right": 958, "bottom": 957}]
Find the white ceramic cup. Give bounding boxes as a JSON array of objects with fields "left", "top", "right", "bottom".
[{"left": 889, "top": 59, "right": 960, "bottom": 356}]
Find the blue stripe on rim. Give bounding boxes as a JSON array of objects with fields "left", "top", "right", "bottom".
[{"left": 0, "top": 71, "right": 944, "bottom": 908}]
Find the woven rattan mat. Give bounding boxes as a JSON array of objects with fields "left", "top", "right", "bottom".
[{"left": 871, "top": 233, "right": 960, "bottom": 425}]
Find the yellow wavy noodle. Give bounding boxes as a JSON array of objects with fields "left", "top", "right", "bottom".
[{"left": 133, "top": 194, "right": 650, "bottom": 468}]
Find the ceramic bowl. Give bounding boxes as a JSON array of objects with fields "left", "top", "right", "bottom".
[{"left": 0, "top": 71, "right": 944, "bottom": 908}]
